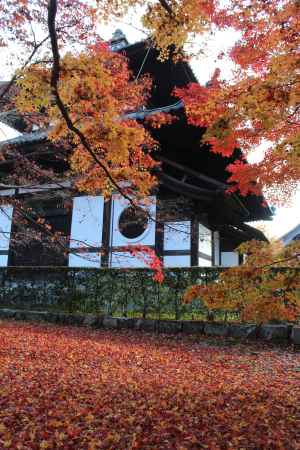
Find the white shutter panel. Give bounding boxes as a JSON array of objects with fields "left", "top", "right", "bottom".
[
  {"left": 69, "top": 196, "right": 104, "bottom": 268},
  {"left": 199, "top": 224, "right": 212, "bottom": 266},
  {"left": 221, "top": 252, "right": 239, "bottom": 267},
  {"left": 109, "top": 196, "right": 156, "bottom": 268},
  {"left": 0, "top": 205, "right": 13, "bottom": 267},
  {"left": 163, "top": 221, "right": 191, "bottom": 267}
]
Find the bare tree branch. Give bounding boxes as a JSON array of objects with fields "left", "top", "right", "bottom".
[
  {"left": 158, "top": 0, "right": 174, "bottom": 16},
  {"left": 260, "top": 252, "right": 300, "bottom": 269}
]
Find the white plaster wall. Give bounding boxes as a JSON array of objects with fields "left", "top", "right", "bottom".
[
  {"left": 69, "top": 196, "right": 104, "bottom": 249},
  {"left": 198, "top": 257, "right": 212, "bottom": 267},
  {"left": 0, "top": 205, "right": 13, "bottom": 267},
  {"left": 0, "top": 255, "right": 8, "bottom": 266},
  {"left": 163, "top": 254, "right": 191, "bottom": 268},
  {"left": 110, "top": 196, "right": 156, "bottom": 247},
  {"left": 221, "top": 251, "right": 239, "bottom": 267},
  {"left": 199, "top": 224, "right": 212, "bottom": 258},
  {"left": 69, "top": 196, "right": 104, "bottom": 267},
  {"left": 110, "top": 251, "right": 147, "bottom": 268},
  {"left": 0, "top": 205, "right": 13, "bottom": 251},
  {"left": 69, "top": 252, "right": 101, "bottom": 268},
  {"left": 164, "top": 221, "right": 191, "bottom": 251},
  {"left": 0, "top": 189, "right": 15, "bottom": 197}
]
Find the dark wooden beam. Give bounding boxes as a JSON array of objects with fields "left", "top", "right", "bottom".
[
  {"left": 156, "top": 155, "right": 226, "bottom": 190},
  {"left": 155, "top": 206, "right": 164, "bottom": 262},
  {"left": 158, "top": 182, "right": 212, "bottom": 202},
  {"left": 191, "top": 218, "right": 199, "bottom": 266},
  {"left": 157, "top": 155, "right": 251, "bottom": 218},
  {"left": 158, "top": 172, "right": 216, "bottom": 199}
]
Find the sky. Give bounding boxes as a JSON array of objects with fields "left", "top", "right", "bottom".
[{"left": 0, "top": 15, "right": 299, "bottom": 240}]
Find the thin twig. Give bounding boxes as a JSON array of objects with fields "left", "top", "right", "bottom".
[
  {"left": 0, "top": 35, "right": 50, "bottom": 101},
  {"left": 260, "top": 252, "right": 300, "bottom": 269}
]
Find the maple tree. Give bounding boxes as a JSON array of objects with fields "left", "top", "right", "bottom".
[
  {"left": 1, "top": 0, "right": 299, "bottom": 201},
  {"left": 173, "top": 0, "right": 300, "bottom": 203},
  {"left": 95, "top": 0, "right": 300, "bottom": 202},
  {"left": 16, "top": 44, "right": 157, "bottom": 199},
  {"left": 1, "top": 1, "right": 160, "bottom": 201},
  {"left": 0, "top": 0, "right": 299, "bottom": 273},
  {"left": 127, "top": 244, "right": 164, "bottom": 282},
  {"left": 184, "top": 239, "right": 300, "bottom": 323},
  {"left": 0, "top": 0, "right": 162, "bottom": 267}
]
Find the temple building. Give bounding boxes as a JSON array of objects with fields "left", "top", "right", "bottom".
[
  {"left": 281, "top": 224, "right": 300, "bottom": 246},
  {"left": 0, "top": 31, "right": 272, "bottom": 269}
]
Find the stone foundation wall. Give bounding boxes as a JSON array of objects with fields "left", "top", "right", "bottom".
[{"left": 0, "top": 308, "right": 299, "bottom": 346}]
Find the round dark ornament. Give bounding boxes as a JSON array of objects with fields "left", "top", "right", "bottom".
[{"left": 118, "top": 206, "right": 148, "bottom": 239}]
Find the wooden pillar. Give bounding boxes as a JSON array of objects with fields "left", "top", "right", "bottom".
[
  {"left": 101, "top": 198, "right": 112, "bottom": 268},
  {"left": 191, "top": 218, "right": 199, "bottom": 266},
  {"left": 154, "top": 199, "right": 164, "bottom": 262}
]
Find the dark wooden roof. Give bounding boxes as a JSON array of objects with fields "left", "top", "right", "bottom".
[
  {"left": 123, "top": 41, "right": 197, "bottom": 106},
  {"left": 0, "top": 82, "right": 28, "bottom": 132},
  {"left": 123, "top": 41, "right": 272, "bottom": 223}
]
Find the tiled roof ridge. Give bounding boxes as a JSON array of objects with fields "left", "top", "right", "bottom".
[{"left": 0, "top": 101, "right": 184, "bottom": 147}]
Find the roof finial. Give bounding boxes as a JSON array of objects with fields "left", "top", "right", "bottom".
[{"left": 110, "top": 29, "right": 129, "bottom": 51}]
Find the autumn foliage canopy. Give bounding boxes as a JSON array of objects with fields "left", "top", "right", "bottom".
[
  {"left": 0, "top": 1, "right": 299, "bottom": 293},
  {"left": 175, "top": 0, "right": 300, "bottom": 203},
  {"left": 16, "top": 43, "right": 158, "bottom": 198},
  {"left": 184, "top": 239, "right": 300, "bottom": 323},
  {"left": 0, "top": 0, "right": 299, "bottom": 202}
]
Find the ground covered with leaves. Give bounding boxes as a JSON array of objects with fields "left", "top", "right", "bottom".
[{"left": 0, "top": 322, "right": 299, "bottom": 449}]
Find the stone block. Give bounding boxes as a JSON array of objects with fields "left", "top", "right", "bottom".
[
  {"left": 291, "top": 327, "right": 300, "bottom": 345},
  {"left": 204, "top": 322, "right": 229, "bottom": 337},
  {"left": 14, "top": 310, "right": 28, "bottom": 321},
  {"left": 0, "top": 309, "right": 16, "bottom": 319},
  {"left": 117, "top": 317, "right": 136, "bottom": 329},
  {"left": 25, "top": 311, "right": 48, "bottom": 322},
  {"left": 70, "top": 314, "right": 85, "bottom": 326},
  {"left": 55, "top": 313, "right": 74, "bottom": 325},
  {"left": 135, "top": 319, "right": 157, "bottom": 332},
  {"left": 54, "top": 312, "right": 81, "bottom": 325},
  {"left": 83, "top": 314, "right": 102, "bottom": 327},
  {"left": 182, "top": 321, "right": 204, "bottom": 334},
  {"left": 44, "top": 312, "right": 60, "bottom": 324},
  {"left": 229, "top": 324, "right": 257, "bottom": 339},
  {"left": 158, "top": 320, "right": 182, "bottom": 334},
  {"left": 103, "top": 317, "right": 119, "bottom": 329},
  {"left": 259, "top": 324, "right": 290, "bottom": 341}
]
